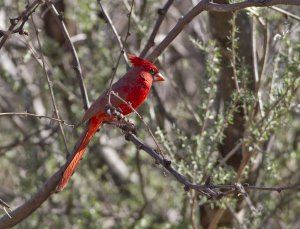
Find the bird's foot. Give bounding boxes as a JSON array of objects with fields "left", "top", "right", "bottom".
[
  {"left": 119, "top": 121, "right": 136, "bottom": 135},
  {"left": 105, "top": 104, "right": 125, "bottom": 121}
]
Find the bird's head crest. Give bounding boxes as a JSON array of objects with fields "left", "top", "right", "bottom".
[{"left": 128, "top": 54, "right": 159, "bottom": 72}]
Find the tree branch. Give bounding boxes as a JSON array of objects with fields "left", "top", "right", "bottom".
[
  {"left": 146, "top": 0, "right": 300, "bottom": 62},
  {"left": 45, "top": 0, "right": 89, "bottom": 110},
  {"left": 0, "top": 0, "right": 41, "bottom": 50},
  {"left": 121, "top": 128, "right": 300, "bottom": 196},
  {"left": 140, "top": 0, "right": 175, "bottom": 58},
  {"left": 1, "top": 0, "right": 300, "bottom": 227},
  {"left": 0, "top": 120, "right": 298, "bottom": 227},
  {"left": 0, "top": 169, "right": 62, "bottom": 228},
  {"left": 0, "top": 112, "right": 73, "bottom": 127},
  {"left": 97, "top": 0, "right": 130, "bottom": 66}
]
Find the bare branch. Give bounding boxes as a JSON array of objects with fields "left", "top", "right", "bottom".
[
  {"left": 45, "top": 0, "right": 89, "bottom": 110},
  {"left": 97, "top": 0, "right": 130, "bottom": 66},
  {"left": 0, "top": 198, "right": 11, "bottom": 218},
  {"left": 123, "top": 130, "right": 300, "bottom": 196},
  {"left": 205, "top": 0, "right": 300, "bottom": 12},
  {"left": 0, "top": 112, "right": 74, "bottom": 127},
  {"left": 30, "top": 13, "right": 70, "bottom": 153},
  {"left": 146, "top": 0, "right": 300, "bottom": 62},
  {"left": 0, "top": 169, "right": 62, "bottom": 228},
  {"left": 108, "top": 1, "right": 134, "bottom": 105},
  {"left": 270, "top": 6, "right": 300, "bottom": 21},
  {"left": 146, "top": 0, "right": 209, "bottom": 62},
  {"left": 0, "top": 0, "right": 41, "bottom": 50},
  {"left": 140, "top": 0, "right": 175, "bottom": 58}
]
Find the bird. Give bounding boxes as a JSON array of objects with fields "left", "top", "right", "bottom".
[{"left": 56, "top": 54, "right": 165, "bottom": 191}]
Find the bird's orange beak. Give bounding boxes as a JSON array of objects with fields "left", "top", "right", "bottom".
[{"left": 154, "top": 72, "right": 165, "bottom": 82}]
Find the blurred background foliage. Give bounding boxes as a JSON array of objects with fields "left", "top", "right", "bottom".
[{"left": 0, "top": 0, "right": 299, "bottom": 228}]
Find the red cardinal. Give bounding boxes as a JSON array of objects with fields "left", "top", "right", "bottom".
[{"left": 56, "top": 54, "right": 165, "bottom": 191}]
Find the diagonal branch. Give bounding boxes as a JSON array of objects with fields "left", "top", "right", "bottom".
[
  {"left": 122, "top": 129, "right": 300, "bottom": 196},
  {"left": 0, "top": 0, "right": 41, "bottom": 50},
  {"left": 105, "top": 0, "right": 135, "bottom": 105},
  {"left": 140, "top": 0, "right": 175, "bottom": 58},
  {"left": 0, "top": 169, "right": 62, "bottom": 228},
  {"left": 30, "top": 12, "right": 70, "bottom": 153},
  {"left": 146, "top": 0, "right": 300, "bottom": 62},
  {"left": 97, "top": 0, "right": 130, "bottom": 66},
  {"left": 45, "top": 0, "right": 89, "bottom": 110}
]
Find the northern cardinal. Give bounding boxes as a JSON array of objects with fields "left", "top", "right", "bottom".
[{"left": 56, "top": 54, "right": 165, "bottom": 191}]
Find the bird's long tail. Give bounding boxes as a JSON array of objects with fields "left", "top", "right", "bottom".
[{"left": 56, "top": 116, "right": 104, "bottom": 191}]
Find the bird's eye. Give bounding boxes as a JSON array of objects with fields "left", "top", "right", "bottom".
[{"left": 149, "top": 68, "right": 157, "bottom": 76}]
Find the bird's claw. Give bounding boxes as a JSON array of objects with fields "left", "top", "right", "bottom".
[
  {"left": 105, "top": 104, "right": 125, "bottom": 122},
  {"left": 119, "top": 121, "right": 136, "bottom": 135}
]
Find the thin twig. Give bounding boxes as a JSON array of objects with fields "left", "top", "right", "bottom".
[
  {"left": 122, "top": 0, "right": 144, "bottom": 32},
  {"left": 0, "top": 198, "right": 11, "bottom": 219},
  {"left": 30, "top": 12, "right": 70, "bottom": 153},
  {"left": 0, "top": 0, "right": 41, "bottom": 50},
  {"left": 0, "top": 199, "right": 10, "bottom": 209},
  {"left": 258, "top": 21, "right": 270, "bottom": 87},
  {"left": 257, "top": 81, "right": 299, "bottom": 127},
  {"left": 106, "top": 0, "right": 135, "bottom": 105},
  {"left": 45, "top": 0, "right": 89, "bottom": 110},
  {"left": 53, "top": 80, "right": 82, "bottom": 105},
  {"left": 152, "top": 86, "right": 176, "bottom": 124},
  {"left": 230, "top": 12, "right": 241, "bottom": 94},
  {"left": 270, "top": 6, "right": 300, "bottom": 21},
  {"left": 146, "top": 0, "right": 209, "bottom": 62},
  {"left": 257, "top": 21, "right": 270, "bottom": 118},
  {"left": 205, "top": 0, "right": 300, "bottom": 12},
  {"left": 0, "top": 112, "right": 73, "bottom": 127},
  {"left": 136, "top": 150, "right": 147, "bottom": 207},
  {"left": 97, "top": 0, "right": 129, "bottom": 66},
  {"left": 219, "top": 141, "right": 243, "bottom": 166},
  {"left": 252, "top": 16, "right": 259, "bottom": 87}
]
